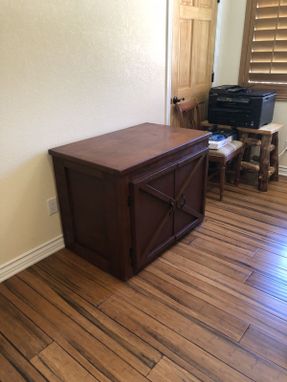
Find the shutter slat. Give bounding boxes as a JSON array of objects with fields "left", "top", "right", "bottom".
[
  {"left": 255, "top": 17, "right": 287, "bottom": 30},
  {"left": 257, "top": 0, "right": 280, "bottom": 8},
  {"left": 251, "top": 51, "right": 287, "bottom": 62},
  {"left": 251, "top": 52, "right": 273, "bottom": 61},
  {"left": 255, "top": 5, "right": 287, "bottom": 18},
  {"left": 253, "top": 29, "right": 287, "bottom": 41},
  {"left": 250, "top": 62, "right": 287, "bottom": 72},
  {"left": 252, "top": 40, "right": 287, "bottom": 51},
  {"left": 249, "top": 73, "right": 287, "bottom": 83}
]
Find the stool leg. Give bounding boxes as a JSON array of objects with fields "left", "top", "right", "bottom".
[
  {"left": 259, "top": 135, "right": 272, "bottom": 192},
  {"left": 219, "top": 165, "right": 225, "bottom": 201},
  {"left": 234, "top": 148, "right": 244, "bottom": 186},
  {"left": 270, "top": 132, "right": 279, "bottom": 181}
]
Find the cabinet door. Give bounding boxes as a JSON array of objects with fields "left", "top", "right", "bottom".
[
  {"left": 130, "top": 164, "right": 176, "bottom": 272},
  {"left": 174, "top": 152, "right": 208, "bottom": 238}
]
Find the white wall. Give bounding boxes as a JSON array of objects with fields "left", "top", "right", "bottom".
[
  {"left": 214, "top": 0, "right": 287, "bottom": 154},
  {"left": 0, "top": 0, "right": 167, "bottom": 266}
]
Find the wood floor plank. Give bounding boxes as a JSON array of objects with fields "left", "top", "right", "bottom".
[
  {"left": 0, "top": 354, "right": 25, "bottom": 382},
  {"left": 176, "top": 241, "right": 253, "bottom": 276},
  {"left": 38, "top": 253, "right": 113, "bottom": 305},
  {"left": 100, "top": 296, "right": 252, "bottom": 382},
  {"left": 237, "top": 182, "right": 287, "bottom": 202},
  {"left": 216, "top": 184, "right": 287, "bottom": 215},
  {"left": 130, "top": 270, "right": 249, "bottom": 342},
  {"left": 147, "top": 260, "right": 287, "bottom": 345},
  {"left": 189, "top": 223, "right": 259, "bottom": 252},
  {"left": 31, "top": 263, "right": 162, "bottom": 372},
  {"left": 187, "top": 236, "right": 287, "bottom": 283},
  {"left": 254, "top": 248, "right": 287, "bottom": 264},
  {"left": 31, "top": 342, "right": 99, "bottom": 381},
  {"left": 246, "top": 271, "right": 287, "bottom": 302},
  {"left": 207, "top": 189, "right": 287, "bottom": 222},
  {"left": 0, "top": 282, "right": 111, "bottom": 382},
  {"left": 147, "top": 357, "right": 201, "bottom": 382},
  {"left": 188, "top": 235, "right": 255, "bottom": 259},
  {"left": 207, "top": 197, "right": 287, "bottom": 233},
  {"left": 202, "top": 217, "right": 287, "bottom": 257},
  {"left": 54, "top": 249, "right": 125, "bottom": 293},
  {"left": 108, "top": 284, "right": 287, "bottom": 382},
  {"left": 0, "top": 333, "right": 47, "bottom": 382},
  {"left": 205, "top": 207, "right": 287, "bottom": 245},
  {"left": 163, "top": 249, "right": 287, "bottom": 321},
  {"left": 168, "top": 242, "right": 252, "bottom": 282},
  {"left": 240, "top": 326, "right": 287, "bottom": 370},
  {"left": 1, "top": 276, "right": 148, "bottom": 382},
  {"left": 0, "top": 292, "right": 52, "bottom": 359}
]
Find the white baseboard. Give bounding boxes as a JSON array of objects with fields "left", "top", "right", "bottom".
[
  {"left": 279, "top": 165, "right": 287, "bottom": 177},
  {"left": 0, "top": 235, "right": 64, "bottom": 283}
]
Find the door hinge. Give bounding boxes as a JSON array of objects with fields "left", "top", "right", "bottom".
[
  {"left": 128, "top": 195, "right": 133, "bottom": 207},
  {"left": 211, "top": 71, "right": 215, "bottom": 83}
]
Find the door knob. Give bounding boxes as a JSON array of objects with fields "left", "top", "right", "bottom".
[{"left": 172, "top": 96, "right": 185, "bottom": 105}]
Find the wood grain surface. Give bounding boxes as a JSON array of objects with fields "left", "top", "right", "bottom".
[{"left": 1, "top": 179, "right": 287, "bottom": 381}]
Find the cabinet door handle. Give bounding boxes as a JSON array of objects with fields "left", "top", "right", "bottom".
[
  {"left": 177, "top": 194, "right": 186, "bottom": 209},
  {"left": 169, "top": 200, "right": 175, "bottom": 215}
]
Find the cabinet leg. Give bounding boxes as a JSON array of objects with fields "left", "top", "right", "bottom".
[{"left": 258, "top": 135, "right": 272, "bottom": 192}]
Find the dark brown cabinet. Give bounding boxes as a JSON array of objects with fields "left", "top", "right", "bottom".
[{"left": 49, "top": 123, "right": 209, "bottom": 280}]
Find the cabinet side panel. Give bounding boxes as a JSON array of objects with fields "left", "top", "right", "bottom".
[
  {"left": 53, "top": 159, "right": 116, "bottom": 272},
  {"left": 67, "top": 170, "right": 108, "bottom": 256}
]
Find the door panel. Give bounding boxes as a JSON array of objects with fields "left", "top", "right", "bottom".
[
  {"left": 130, "top": 165, "right": 176, "bottom": 272},
  {"left": 171, "top": 0, "right": 218, "bottom": 126},
  {"left": 174, "top": 153, "right": 207, "bottom": 238}
]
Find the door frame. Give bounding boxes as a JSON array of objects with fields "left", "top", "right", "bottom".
[{"left": 165, "top": 0, "right": 173, "bottom": 125}]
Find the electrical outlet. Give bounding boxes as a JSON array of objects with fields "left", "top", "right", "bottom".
[{"left": 47, "top": 197, "right": 58, "bottom": 216}]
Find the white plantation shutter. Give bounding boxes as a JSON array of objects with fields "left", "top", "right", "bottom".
[{"left": 240, "top": 0, "right": 287, "bottom": 99}]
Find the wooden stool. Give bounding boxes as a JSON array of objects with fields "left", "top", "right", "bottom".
[
  {"left": 175, "top": 103, "right": 244, "bottom": 201},
  {"left": 237, "top": 123, "right": 283, "bottom": 192},
  {"left": 208, "top": 141, "right": 244, "bottom": 200}
]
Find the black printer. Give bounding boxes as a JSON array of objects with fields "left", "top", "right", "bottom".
[{"left": 208, "top": 85, "right": 276, "bottom": 128}]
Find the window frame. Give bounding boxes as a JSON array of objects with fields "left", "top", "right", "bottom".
[{"left": 239, "top": 0, "right": 287, "bottom": 100}]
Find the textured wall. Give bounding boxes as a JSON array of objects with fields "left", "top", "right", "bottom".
[
  {"left": 0, "top": 0, "right": 167, "bottom": 265},
  {"left": 214, "top": 0, "right": 287, "bottom": 154}
]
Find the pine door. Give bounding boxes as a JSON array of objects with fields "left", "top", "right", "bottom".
[{"left": 171, "top": 0, "right": 218, "bottom": 126}]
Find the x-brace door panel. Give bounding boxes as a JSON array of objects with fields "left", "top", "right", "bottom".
[
  {"left": 130, "top": 150, "right": 208, "bottom": 273},
  {"left": 174, "top": 152, "right": 208, "bottom": 239},
  {"left": 130, "top": 163, "right": 176, "bottom": 272}
]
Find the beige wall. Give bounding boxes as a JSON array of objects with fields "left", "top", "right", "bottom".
[
  {"left": 214, "top": 0, "right": 287, "bottom": 154},
  {"left": 0, "top": 0, "right": 167, "bottom": 266}
]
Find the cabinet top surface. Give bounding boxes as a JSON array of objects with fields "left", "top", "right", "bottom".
[{"left": 49, "top": 123, "right": 209, "bottom": 174}]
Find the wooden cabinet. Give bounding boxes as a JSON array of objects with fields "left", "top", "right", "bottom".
[{"left": 49, "top": 123, "right": 209, "bottom": 280}]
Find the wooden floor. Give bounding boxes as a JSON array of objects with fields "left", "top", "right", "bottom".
[{"left": 1, "top": 179, "right": 287, "bottom": 381}]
